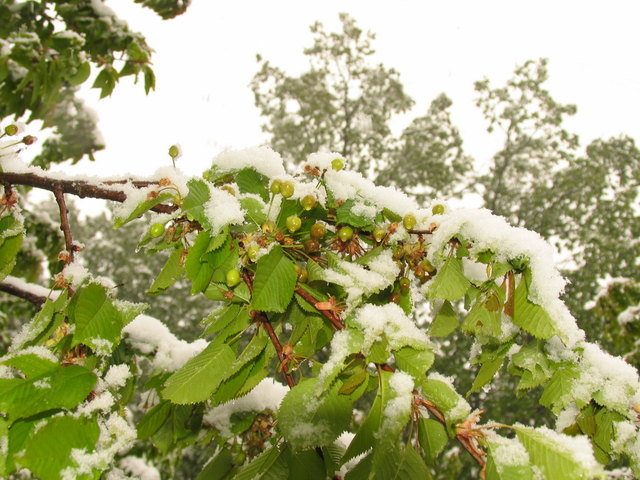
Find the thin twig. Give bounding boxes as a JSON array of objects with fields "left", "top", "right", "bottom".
[
  {"left": 53, "top": 186, "right": 74, "bottom": 264},
  {"left": 255, "top": 311, "right": 296, "bottom": 388},
  {"left": 0, "top": 280, "right": 47, "bottom": 306},
  {"left": 294, "top": 286, "right": 345, "bottom": 330}
]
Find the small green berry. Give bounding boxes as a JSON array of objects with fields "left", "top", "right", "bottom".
[
  {"left": 270, "top": 180, "right": 282, "bottom": 194},
  {"left": 149, "top": 223, "right": 165, "bottom": 238},
  {"left": 295, "top": 264, "right": 308, "bottom": 283},
  {"left": 399, "top": 277, "right": 411, "bottom": 293},
  {"left": 168, "top": 144, "right": 181, "bottom": 158},
  {"left": 4, "top": 124, "right": 18, "bottom": 136},
  {"left": 301, "top": 194, "right": 317, "bottom": 211},
  {"left": 422, "top": 259, "right": 436, "bottom": 273},
  {"left": 226, "top": 269, "right": 241, "bottom": 287},
  {"left": 281, "top": 181, "right": 295, "bottom": 198},
  {"left": 331, "top": 158, "right": 344, "bottom": 171},
  {"left": 403, "top": 213, "right": 417, "bottom": 230},
  {"left": 286, "top": 215, "right": 302, "bottom": 233},
  {"left": 373, "top": 227, "right": 386, "bottom": 243},
  {"left": 338, "top": 225, "right": 354, "bottom": 242},
  {"left": 432, "top": 204, "right": 445, "bottom": 215},
  {"left": 246, "top": 245, "right": 260, "bottom": 262},
  {"left": 310, "top": 223, "right": 326, "bottom": 238}
]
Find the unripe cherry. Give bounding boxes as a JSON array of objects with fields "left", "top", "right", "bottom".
[
  {"left": 310, "top": 223, "right": 326, "bottom": 238},
  {"left": 149, "top": 223, "right": 165, "bottom": 238},
  {"left": 286, "top": 215, "right": 302, "bottom": 233},
  {"left": 281, "top": 181, "right": 295, "bottom": 198},
  {"left": 295, "top": 264, "right": 308, "bottom": 283},
  {"left": 301, "top": 194, "right": 317, "bottom": 211},
  {"left": 331, "top": 158, "right": 344, "bottom": 171},
  {"left": 270, "top": 180, "right": 282, "bottom": 194},
  {"left": 226, "top": 269, "right": 241, "bottom": 287},
  {"left": 338, "top": 225, "right": 353, "bottom": 242},
  {"left": 304, "top": 238, "right": 320, "bottom": 253},
  {"left": 432, "top": 204, "right": 445, "bottom": 215},
  {"left": 246, "top": 245, "right": 260, "bottom": 262},
  {"left": 399, "top": 277, "right": 411, "bottom": 292},
  {"left": 403, "top": 213, "right": 417, "bottom": 230},
  {"left": 373, "top": 227, "right": 386, "bottom": 243}
]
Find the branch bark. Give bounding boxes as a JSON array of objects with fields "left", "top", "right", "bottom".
[{"left": 0, "top": 172, "right": 176, "bottom": 214}]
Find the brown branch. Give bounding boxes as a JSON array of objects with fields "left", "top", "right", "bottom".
[
  {"left": 0, "top": 279, "right": 48, "bottom": 306},
  {"left": 0, "top": 172, "right": 176, "bottom": 214},
  {"left": 53, "top": 186, "right": 74, "bottom": 264},
  {"left": 254, "top": 311, "right": 296, "bottom": 388},
  {"left": 294, "top": 286, "right": 345, "bottom": 330}
]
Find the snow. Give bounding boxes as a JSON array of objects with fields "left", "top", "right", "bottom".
[
  {"left": 555, "top": 403, "right": 579, "bottom": 432},
  {"left": 122, "top": 314, "right": 207, "bottom": 372},
  {"left": 1, "top": 345, "right": 58, "bottom": 363},
  {"left": 351, "top": 303, "right": 429, "bottom": 353},
  {"left": 484, "top": 431, "right": 530, "bottom": 470},
  {"left": 104, "top": 364, "right": 131, "bottom": 389},
  {"left": 119, "top": 457, "right": 161, "bottom": 480},
  {"left": 618, "top": 305, "right": 640, "bottom": 326},
  {"left": 204, "top": 185, "right": 245, "bottom": 234},
  {"left": 62, "top": 262, "right": 91, "bottom": 288},
  {"left": 382, "top": 371, "right": 414, "bottom": 431},
  {"left": 203, "top": 378, "right": 288, "bottom": 437},
  {"left": 211, "top": 146, "right": 286, "bottom": 178},
  {"left": 429, "top": 207, "right": 585, "bottom": 348}
]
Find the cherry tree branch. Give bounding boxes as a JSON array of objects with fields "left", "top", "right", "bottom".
[
  {"left": 0, "top": 276, "right": 57, "bottom": 306},
  {"left": 53, "top": 186, "right": 74, "bottom": 264},
  {"left": 0, "top": 172, "right": 176, "bottom": 214},
  {"left": 294, "top": 286, "right": 345, "bottom": 330}
]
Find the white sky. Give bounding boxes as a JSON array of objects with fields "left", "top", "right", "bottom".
[{"left": 58, "top": 0, "right": 640, "bottom": 180}]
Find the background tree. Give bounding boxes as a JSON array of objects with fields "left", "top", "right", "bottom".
[
  {"left": 251, "top": 12, "right": 414, "bottom": 174},
  {"left": 377, "top": 93, "right": 474, "bottom": 202}
]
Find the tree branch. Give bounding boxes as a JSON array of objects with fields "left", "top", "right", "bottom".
[
  {"left": 294, "top": 286, "right": 345, "bottom": 330},
  {"left": 0, "top": 172, "right": 176, "bottom": 214},
  {"left": 53, "top": 186, "right": 75, "bottom": 264},
  {"left": 0, "top": 276, "right": 56, "bottom": 307}
]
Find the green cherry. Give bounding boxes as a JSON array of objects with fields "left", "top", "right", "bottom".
[
  {"left": 149, "top": 223, "right": 165, "bottom": 238},
  {"left": 432, "top": 204, "right": 445, "bottom": 215},
  {"left": 310, "top": 223, "right": 326, "bottom": 238},
  {"left": 399, "top": 277, "right": 411, "bottom": 292},
  {"left": 168, "top": 144, "right": 181, "bottom": 158},
  {"left": 281, "top": 181, "right": 295, "bottom": 198},
  {"left": 373, "top": 227, "right": 386, "bottom": 243},
  {"left": 301, "top": 194, "right": 317, "bottom": 211},
  {"left": 246, "top": 245, "right": 260, "bottom": 262},
  {"left": 338, "top": 225, "right": 354, "bottom": 242},
  {"left": 226, "top": 269, "right": 241, "bottom": 287},
  {"left": 331, "top": 158, "right": 345, "bottom": 171},
  {"left": 304, "top": 238, "right": 320, "bottom": 253},
  {"left": 286, "top": 215, "right": 302, "bottom": 233},
  {"left": 270, "top": 180, "right": 282, "bottom": 194},
  {"left": 403, "top": 214, "right": 417, "bottom": 230}
]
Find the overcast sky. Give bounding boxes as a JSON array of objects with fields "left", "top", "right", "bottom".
[{"left": 63, "top": 0, "right": 640, "bottom": 180}]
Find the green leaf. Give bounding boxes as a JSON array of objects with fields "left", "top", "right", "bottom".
[
  {"left": 429, "top": 301, "right": 458, "bottom": 337},
  {"left": 70, "top": 282, "right": 124, "bottom": 353},
  {"left": 196, "top": 448, "right": 234, "bottom": 480},
  {"left": 468, "top": 356, "right": 505, "bottom": 395},
  {"left": 539, "top": 365, "right": 580, "bottom": 414},
  {"left": 0, "top": 234, "right": 22, "bottom": 281},
  {"left": 234, "top": 445, "right": 287, "bottom": 480},
  {"left": 462, "top": 300, "right": 501, "bottom": 337},
  {"left": 162, "top": 343, "right": 235, "bottom": 404},
  {"left": 428, "top": 256, "right": 470, "bottom": 301},
  {"left": 114, "top": 191, "right": 173, "bottom": 227},
  {"left": 278, "top": 377, "right": 352, "bottom": 451},
  {"left": 68, "top": 61, "right": 91, "bottom": 86},
  {"left": 420, "top": 378, "right": 470, "bottom": 423},
  {"left": 515, "top": 426, "right": 596, "bottom": 480},
  {"left": 485, "top": 436, "right": 534, "bottom": 480},
  {"left": 0, "top": 365, "right": 96, "bottom": 421},
  {"left": 394, "top": 346, "right": 434, "bottom": 381},
  {"left": 138, "top": 400, "right": 172, "bottom": 440},
  {"left": 418, "top": 417, "right": 448, "bottom": 465},
  {"left": 93, "top": 67, "right": 117, "bottom": 98},
  {"left": 374, "top": 444, "right": 431, "bottom": 480},
  {"left": 182, "top": 178, "right": 211, "bottom": 227},
  {"left": 148, "top": 247, "right": 186, "bottom": 295},
  {"left": 284, "top": 447, "right": 326, "bottom": 480},
  {"left": 0, "top": 417, "right": 6, "bottom": 476},
  {"left": 235, "top": 168, "right": 270, "bottom": 202},
  {"left": 23, "top": 416, "right": 100, "bottom": 480},
  {"left": 240, "top": 197, "right": 267, "bottom": 226},
  {"left": 1, "top": 353, "right": 57, "bottom": 378},
  {"left": 11, "top": 292, "right": 68, "bottom": 350},
  {"left": 336, "top": 199, "right": 376, "bottom": 230},
  {"left": 512, "top": 276, "right": 558, "bottom": 340},
  {"left": 185, "top": 231, "right": 233, "bottom": 294},
  {"left": 251, "top": 246, "right": 297, "bottom": 313}
]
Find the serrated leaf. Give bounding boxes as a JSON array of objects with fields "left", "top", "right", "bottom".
[
  {"left": 138, "top": 400, "right": 172, "bottom": 440},
  {"left": 394, "top": 346, "right": 434, "bottom": 381},
  {"left": 234, "top": 445, "right": 286, "bottom": 480},
  {"left": 0, "top": 234, "right": 22, "bottom": 281},
  {"left": 485, "top": 436, "right": 534, "bottom": 480},
  {"left": 186, "top": 231, "right": 232, "bottom": 294},
  {"left": 428, "top": 256, "right": 470, "bottom": 301},
  {"left": 320, "top": 329, "right": 364, "bottom": 391},
  {"left": 421, "top": 378, "right": 470, "bottom": 423},
  {"left": 234, "top": 168, "right": 270, "bottom": 201},
  {"left": 336, "top": 199, "right": 376, "bottom": 230},
  {"left": 162, "top": 343, "right": 235, "bottom": 404},
  {"left": 468, "top": 356, "right": 504, "bottom": 395},
  {"left": 23, "top": 416, "right": 100, "bottom": 480},
  {"left": 279, "top": 377, "right": 352, "bottom": 450},
  {"left": 196, "top": 448, "right": 234, "bottom": 480},
  {"left": 70, "top": 282, "right": 123, "bottom": 352},
  {"left": 182, "top": 178, "right": 211, "bottom": 227},
  {"left": 462, "top": 301, "right": 501, "bottom": 337},
  {"left": 374, "top": 444, "right": 431, "bottom": 480},
  {"left": 240, "top": 197, "right": 267, "bottom": 226},
  {"left": 11, "top": 292, "right": 68, "bottom": 350},
  {"left": 147, "top": 247, "right": 185, "bottom": 295},
  {"left": 322, "top": 443, "right": 346, "bottom": 478},
  {"left": 1, "top": 353, "right": 57, "bottom": 378},
  {"left": 251, "top": 245, "right": 296, "bottom": 313},
  {"left": 114, "top": 191, "right": 173, "bottom": 227},
  {"left": 339, "top": 365, "right": 368, "bottom": 395},
  {"left": 539, "top": 365, "right": 580, "bottom": 414},
  {"left": 429, "top": 301, "right": 458, "bottom": 337},
  {"left": 418, "top": 417, "right": 448, "bottom": 465},
  {"left": 512, "top": 276, "right": 558, "bottom": 339},
  {"left": 284, "top": 447, "right": 326, "bottom": 480},
  {"left": 0, "top": 365, "right": 96, "bottom": 421},
  {"left": 515, "top": 426, "right": 597, "bottom": 480}
]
